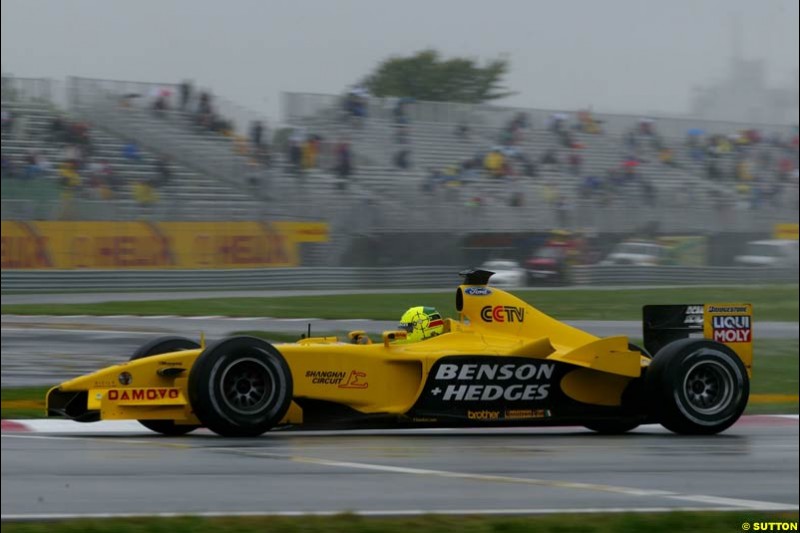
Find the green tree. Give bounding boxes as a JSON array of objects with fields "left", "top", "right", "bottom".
[{"left": 362, "top": 49, "right": 514, "bottom": 104}]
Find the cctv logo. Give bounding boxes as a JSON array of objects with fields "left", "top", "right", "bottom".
[{"left": 480, "top": 305, "right": 525, "bottom": 323}]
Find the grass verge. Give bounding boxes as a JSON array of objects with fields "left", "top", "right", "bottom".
[
  {"left": 2, "top": 285, "right": 797, "bottom": 321},
  {"left": 1, "top": 512, "right": 798, "bottom": 533},
  {"left": 4, "top": 339, "right": 795, "bottom": 419}
]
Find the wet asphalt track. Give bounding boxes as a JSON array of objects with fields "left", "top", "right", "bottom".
[{"left": 1, "top": 419, "right": 798, "bottom": 518}]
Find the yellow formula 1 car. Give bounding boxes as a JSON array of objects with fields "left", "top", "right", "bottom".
[{"left": 46, "top": 270, "right": 753, "bottom": 437}]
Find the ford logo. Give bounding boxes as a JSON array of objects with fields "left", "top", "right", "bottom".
[{"left": 465, "top": 287, "right": 493, "bottom": 296}]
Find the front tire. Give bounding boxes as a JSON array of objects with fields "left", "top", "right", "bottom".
[
  {"left": 188, "top": 337, "right": 293, "bottom": 437},
  {"left": 645, "top": 339, "right": 749, "bottom": 435},
  {"left": 130, "top": 336, "right": 202, "bottom": 436}
]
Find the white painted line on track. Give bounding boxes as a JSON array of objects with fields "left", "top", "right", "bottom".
[
  {"left": 4, "top": 505, "right": 799, "bottom": 522},
  {"left": 667, "top": 494, "right": 793, "bottom": 510},
  {"left": 5, "top": 420, "right": 145, "bottom": 433},
  {"left": 287, "top": 455, "right": 793, "bottom": 511}
]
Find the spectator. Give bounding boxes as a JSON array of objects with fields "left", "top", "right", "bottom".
[
  {"left": 123, "top": 140, "right": 141, "bottom": 162},
  {"left": 1, "top": 108, "right": 13, "bottom": 136},
  {"left": 459, "top": 159, "right": 480, "bottom": 183},
  {"left": 393, "top": 98, "right": 411, "bottom": 125},
  {"left": 335, "top": 139, "right": 353, "bottom": 189},
  {"left": 706, "top": 159, "right": 721, "bottom": 181},
  {"left": 577, "top": 109, "right": 601, "bottom": 134},
  {"left": 511, "top": 153, "right": 536, "bottom": 178},
  {"left": 659, "top": 147, "right": 677, "bottom": 167},
  {"left": 541, "top": 149, "right": 559, "bottom": 168},
  {"left": 23, "top": 150, "right": 39, "bottom": 180},
  {"left": 1, "top": 153, "right": 17, "bottom": 178},
  {"left": 394, "top": 149, "right": 411, "bottom": 170},
  {"left": 640, "top": 179, "right": 657, "bottom": 207},
  {"left": 250, "top": 120, "right": 264, "bottom": 148},
  {"left": 625, "top": 130, "right": 639, "bottom": 151},
  {"left": 344, "top": 86, "right": 369, "bottom": 127},
  {"left": 483, "top": 149, "right": 504, "bottom": 178},
  {"left": 509, "top": 176, "right": 524, "bottom": 207},
  {"left": 50, "top": 115, "right": 66, "bottom": 144},
  {"left": 152, "top": 93, "right": 168, "bottom": 118},
  {"left": 622, "top": 157, "right": 640, "bottom": 180},
  {"left": 302, "top": 135, "right": 320, "bottom": 170},
  {"left": 638, "top": 117, "right": 655, "bottom": 136},
  {"left": 133, "top": 177, "right": 158, "bottom": 206},
  {"left": 422, "top": 167, "right": 443, "bottom": 192},
  {"left": 568, "top": 150, "right": 582, "bottom": 176},
  {"left": 455, "top": 123, "right": 471, "bottom": 140},
  {"left": 179, "top": 80, "right": 192, "bottom": 111},
  {"left": 154, "top": 156, "right": 172, "bottom": 188},
  {"left": 57, "top": 161, "right": 81, "bottom": 219},
  {"left": 548, "top": 113, "right": 567, "bottom": 135},
  {"left": 581, "top": 175, "right": 602, "bottom": 199},
  {"left": 288, "top": 139, "right": 303, "bottom": 175}
]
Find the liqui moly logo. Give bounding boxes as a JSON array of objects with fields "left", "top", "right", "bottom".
[{"left": 712, "top": 315, "right": 751, "bottom": 343}]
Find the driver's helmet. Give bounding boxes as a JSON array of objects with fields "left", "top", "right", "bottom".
[{"left": 397, "top": 306, "right": 444, "bottom": 343}]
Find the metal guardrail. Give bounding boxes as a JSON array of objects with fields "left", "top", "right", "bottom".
[
  {"left": 571, "top": 265, "right": 797, "bottom": 285},
  {"left": 2, "top": 266, "right": 795, "bottom": 293},
  {"left": 1, "top": 267, "right": 460, "bottom": 293}
]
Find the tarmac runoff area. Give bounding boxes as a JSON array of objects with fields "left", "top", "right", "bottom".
[{"left": 1, "top": 417, "right": 798, "bottom": 520}]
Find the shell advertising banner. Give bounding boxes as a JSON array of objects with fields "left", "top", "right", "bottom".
[{"left": 0, "top": 221, "right": 329, "bottom": 269}]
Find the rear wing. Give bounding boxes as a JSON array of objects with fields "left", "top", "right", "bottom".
[{"left": 643, "top": 304, "right": 753, "bottom": 373}]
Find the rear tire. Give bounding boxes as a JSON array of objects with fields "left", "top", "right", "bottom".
[
  {"left": 645, "top": 339, "right": 749, "bottom": 435},
  {"left": 188, "top": 337, "right": 293, "bottom": 437},
  {"left": 130, "top": 336, "right": 202, "bottom": 436}
]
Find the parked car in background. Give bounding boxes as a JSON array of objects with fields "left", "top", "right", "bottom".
[
  {"left": 600, "top": 241, "right": 668, "bottom": 266},
  {"left": 734, "top": 240, "right": 799, "bottom": 268},
  {"left": 525, "top": 245, "right": 569, "bottom": 284},
  {"left": 481, "top": 259, "right": 527, "bottom": 287}
]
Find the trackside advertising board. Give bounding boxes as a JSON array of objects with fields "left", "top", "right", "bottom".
[{"left": 0, "top": 221, "right": 328, "bottom": 269}]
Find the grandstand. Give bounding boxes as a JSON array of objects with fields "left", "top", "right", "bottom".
[{"left": 2, "top": 74, "right": 798, "bottom": 266}]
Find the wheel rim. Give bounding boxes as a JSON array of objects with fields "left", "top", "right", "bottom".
[
  {"left": 682, "top": 359, "right": 735, "bottom": 415},
  {"left": 219, "top": 357, "right": 276, "bottom": 415}
]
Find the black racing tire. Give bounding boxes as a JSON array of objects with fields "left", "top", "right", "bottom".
[
  {"left": 645, "top": 339, "right": 749, "bottom": 435},
  {"left": 584, "top": 343, "right": 650, "bottom": 435},
  {"left": 130, "top": 336, "right": 202, "bottom": 436},
  {"left": 188, "top": 336, "right": 293, "bottom": 437}
]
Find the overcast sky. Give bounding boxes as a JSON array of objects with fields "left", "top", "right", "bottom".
[{"left": 2, "top": 0, "right": 798, "bottom": 123}]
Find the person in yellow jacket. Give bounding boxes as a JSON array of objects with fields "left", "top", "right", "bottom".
[{"left": 484, "top": 150, "right": 504, "bottom": 178}]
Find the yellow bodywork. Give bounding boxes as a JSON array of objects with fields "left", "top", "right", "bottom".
[{"left": 47, "top": 284, "right": 651, "bottom": 425}]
